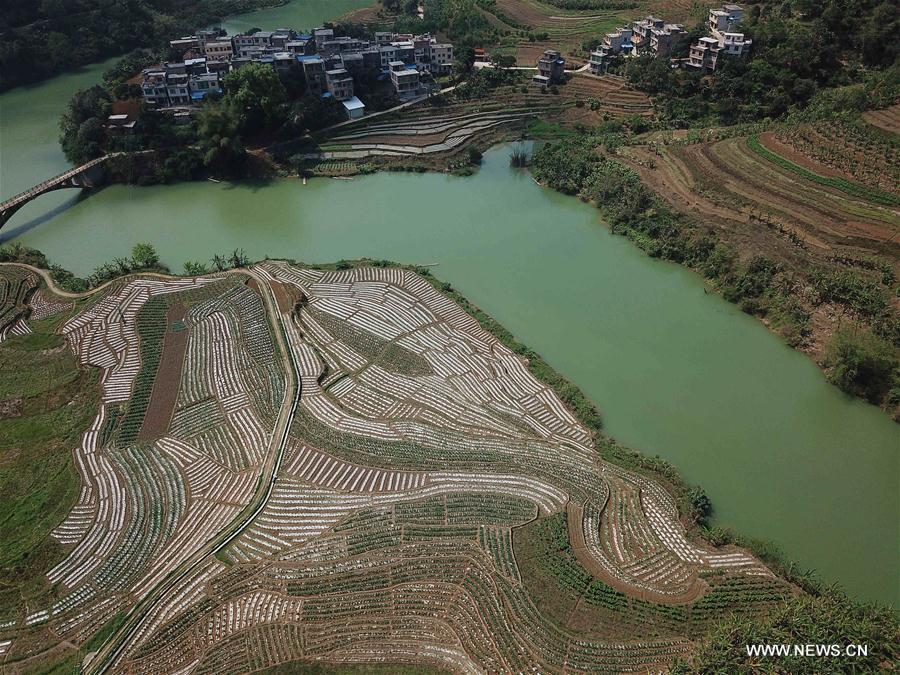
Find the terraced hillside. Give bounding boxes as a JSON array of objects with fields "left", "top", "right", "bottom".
[
  {"left": 622, "top": 131, "right": 900, "bottom": 261},
  {"left": 479, "top": 0, "right": 700, "bottom": 66},
  {"left": 0, "top": 261, "right": 794, "bottom": 673},
  {"left": 304, "top": 75, "right": 650, "bottom": 166},
  {"left": 0, "top": 267, "right": 38, "bottom": 341}
]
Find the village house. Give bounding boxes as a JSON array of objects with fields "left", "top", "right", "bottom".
[
  {"left": 534, "top": 49, "right": 565, "bottom": 86},
  {"left": 204, "top": 39, "right": 233, "bottom": 62},
  {"left": 708, "top": 3, "right": 745, "bottom": 33},
  {"left": 688, "top": 4, "right": 751, "bottom": 71},
  {"left": 325, "top": 67, "right": 355, "bottom": 101},
  {"left": 588, "top": 25, "right": 633, "bottom": 74},
  {"left": 342, "top": 96, "right": 366, "bottom": 120},
  {"left": 389, "top": 61, "right": 421, "bottom": 99}
]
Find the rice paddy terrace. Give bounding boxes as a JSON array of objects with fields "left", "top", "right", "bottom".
[{"left": 0, "top": 260, "right": 795, "bottom": 673}]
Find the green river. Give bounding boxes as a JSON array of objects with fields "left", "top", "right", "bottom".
[{"left": 0, "top": 4, "right": 897, "bottom": 608}]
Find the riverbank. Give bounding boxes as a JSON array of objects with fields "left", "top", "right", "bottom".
[
  {"left": 2, "top": 139, "right": 897, "bottom": 607},
  {"left": 530, "top": 135, "right": 900, "bottom": 418}
]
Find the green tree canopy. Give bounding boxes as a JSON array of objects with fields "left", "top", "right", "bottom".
[
  {"left": 59, "top": 85, "right": 112, "bottom": 163},
  {"left": 222, "top": 62, "right": 288, "bottom": 133}
]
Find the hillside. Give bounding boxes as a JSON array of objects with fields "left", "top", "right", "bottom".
[{"left": 0, "top": 0, "right": 280, "bottom": 91}]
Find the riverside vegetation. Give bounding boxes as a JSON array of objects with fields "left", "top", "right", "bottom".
[{"left": 0, "top": 0, "right": 286, "bottom": 91}]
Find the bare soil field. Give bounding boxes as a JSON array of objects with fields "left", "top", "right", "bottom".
[
  {"left": 137, "top": 302, "right": 188, "bottom": 442},
  {"left": 863, "top": 103, "right": 900, "bottom": 134}
]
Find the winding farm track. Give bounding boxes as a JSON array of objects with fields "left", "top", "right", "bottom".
[{"left": 82, "top": 265, "right": 301, "bottom": 674}]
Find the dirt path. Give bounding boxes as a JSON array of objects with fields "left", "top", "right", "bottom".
[{"left": 136, "top": 302, "right": 188, "bottom": 442}]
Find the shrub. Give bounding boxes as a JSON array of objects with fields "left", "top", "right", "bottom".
[{"left": 824, "top": 325, "right": 898, "bottom": 402}]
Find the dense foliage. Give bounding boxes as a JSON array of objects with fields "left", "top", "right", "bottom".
[
  {"left": 389, "top": 0, "right": 501, "bottom": 48},
  {"left": 825, "top": 326, "right": 899, "bottom": 403},
  {"left": 675, "top": 588, "right": 899, "bottom": 673},
  {"left": 0, "top": 0, "right": 280, "bottom": 91},
  {"left": 625, "top": 1, "right": 900, "bottom": 125}
]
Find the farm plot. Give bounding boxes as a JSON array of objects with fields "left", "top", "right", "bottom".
[
  {"left": 0, "top": 267, "right": 37, "bottom": 341},
  {"left": 622, "top": 135, "right": 900, "bottom": 262},
  {"left": 769, "top": 119, "right": 900, "bottom": 197},
  {"left": 488, "top": 0, "right": 625, "bottom": 65},
  {"left": 862, "top": 103, "right": 900, "bottom": 135},
  {"left": 312, "top": 106, "right": 555, "bottom": 161},
  {"left": 5, "top": 275, "right": 286, "bottom": 663},
  {"left": 108, "top": 261, "right": 787, "bottom": 673}
]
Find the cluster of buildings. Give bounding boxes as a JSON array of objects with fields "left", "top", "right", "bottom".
[
  {"left": 587, "top": 4, "right": 751, "bottom": 75},
  {"left": 138, "top": 27, "right": 454, "bottom": 120}
]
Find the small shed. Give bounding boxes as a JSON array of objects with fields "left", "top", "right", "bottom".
[{"left": 341, "top": 96, "right": 366, "bottom": 120}]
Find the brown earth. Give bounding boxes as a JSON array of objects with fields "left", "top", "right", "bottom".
[
  {"left": 270, "top": 280, "right": 295, "bottom": 313},
  {"left": 618, "top": 137, "right": 899, "bottom": 359},
  {"left": 758, "top": 131, "right": 847, "bottom": 179},
  {"left": 137, "top": 302, "right": 188, "bottom": 442},
  {"left": 863, "top": 103, "right": 900, "bottom": 134}
]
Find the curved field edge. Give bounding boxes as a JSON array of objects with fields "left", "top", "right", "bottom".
[
  {"left": 276, "top": 258, "right": 836, "bottom": 592},
  {"left": 747, "top": 135, "right": 900, "bottom": 207},
  {"left": 0, "top": 257, "right": 858, "bottom": 588}
]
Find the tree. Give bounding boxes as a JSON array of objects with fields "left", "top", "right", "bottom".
[
  {"left": 59, "top": 85, "right": 112, "bottom": 163},
  {"left": 131, "top": 242, "right": 160, "bottom": 269},
  {"left": 183, "top": 260, "right": 208, "bottom": 275},
  {"left": 825, "top": 326, "right": 898, "bottom": 403},
  {"left": 229, "top": 248, "right": 249, "bottom": 268},
  {"left": 454, "top": 46, "right": 476, "bottom": 78},
  {"left": 210, "top": 254, "right": 227, "bottom": 271},
  {"left": 196, "top": 104, "right": 247, "bottom": 177},
  {"left": 687, "top": 487, "right": 712, "bottom": 525},
  {"left": 222, "top": 62, "right": 288, "bottom": 132}
]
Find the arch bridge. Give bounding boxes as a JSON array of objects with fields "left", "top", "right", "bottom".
[{"left": 0, "top": 155, "right": 114, "bottom": 229}]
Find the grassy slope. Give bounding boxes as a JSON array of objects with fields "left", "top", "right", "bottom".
[{"left": 0, "top": 308, "right": 100, "bottom": 623}]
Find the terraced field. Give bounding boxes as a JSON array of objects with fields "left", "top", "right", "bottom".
[
  {"left": 480, "top": 0, "right": 700, "bottom": 65},
  {"left": 863, "top": 103, "right": 900, "bottom": 135},
  {"left": 770, "top": 118, "right": 900, "bottom": 196},
  {"left": 308, "top": 76, "right": 650, "bottom": 164},
  {"left": 0, "top": 260, "right": 795, "bottom": 673},
  {"left": 622, "top": 133, "right": 900, "bottom": 262},
  {"left": 486, "top": 0, "right": 625, "bottom": 65}
]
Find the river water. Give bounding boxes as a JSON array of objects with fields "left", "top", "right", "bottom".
[{"left": 0, "top": 5, "right": 897, "bottom": 608}]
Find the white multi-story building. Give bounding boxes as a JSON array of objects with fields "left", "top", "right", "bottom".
[
  {"left": 708, "top": 4, "right": 745, "bottom": 34},
  {"left": 389, "top": 61, "right": 421, "bottom": 99}
]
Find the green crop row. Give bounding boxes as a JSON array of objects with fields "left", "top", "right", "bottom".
[
  {"left": 116, "top": 295, "right": 168, "bottom": 447},
  {"left": 747, "top": 136, "right": 900, "bottom": 207}
]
